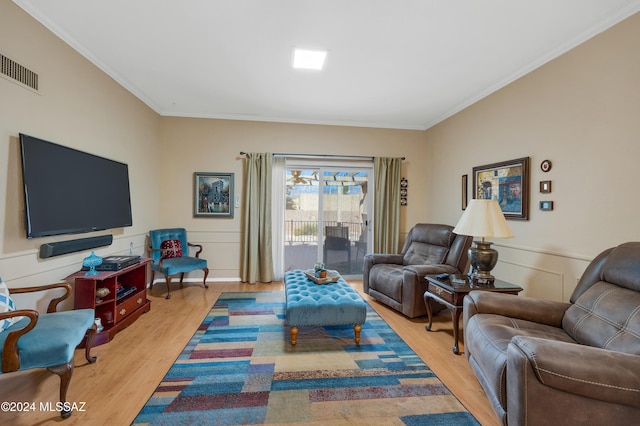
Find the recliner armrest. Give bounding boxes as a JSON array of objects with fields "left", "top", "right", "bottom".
[
  {"left": 509, "top": 336, "right": 640, "bottom": 408},
  {"left": 464, "top": 291, "right": 570, "bottom": 327},
  {"left": 362, "top": 253, "right": 404, "bottom": 294},
  {"left": 402, "top": 264, "right": 457, "bottom": 280},
  {"left": 364, "top": 253, "right": 403, "bottom": 265}
]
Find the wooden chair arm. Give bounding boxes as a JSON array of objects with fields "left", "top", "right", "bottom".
[
  {"left": 149, "top": 246, "right": 172, "bottom": 267},
  {"left": 1, "top": 309, "right": 38, "bottom": 373},
  {"left": 9, "top": 283, "right": 72, "bottom": 313},
  {"left": 188, "top": 242, "right": 203, "bottom": 258}
]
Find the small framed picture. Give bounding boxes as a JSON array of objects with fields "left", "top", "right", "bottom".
[
  {"left": 540, "top": 180, "right": 552, "bottom": 193},
  {"left": 540, "top": 201, "right": 554, "bottom": 211},
  {"left": 462, "top": 174, "right": 468, "bottom": 210},
  {"left": 194, "top": 172, "right": 234, "bottom": 218}
]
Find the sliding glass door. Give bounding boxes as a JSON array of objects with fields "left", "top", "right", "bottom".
[{"left": 283, "top": 163, "right": 372, "bottom": 278}]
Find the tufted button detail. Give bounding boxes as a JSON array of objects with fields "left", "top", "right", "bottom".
[{"left": 284, "top": 269, "right": 367, "bottom": 328}]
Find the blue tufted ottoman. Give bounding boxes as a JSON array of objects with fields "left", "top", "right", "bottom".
[{"left": 284, "top": 269, "right": 367, "bottom": 346}]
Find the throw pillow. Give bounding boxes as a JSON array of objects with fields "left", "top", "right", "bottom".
[
  {"left": 0, "top": 277, "right": 20, "bottom": 332},
  {"left": 160, "top": 239, "right": 183, "bottom": 258}
]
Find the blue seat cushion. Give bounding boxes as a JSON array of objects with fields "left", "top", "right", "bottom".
[
  {"left": 0, "top": 308, "right": 94, "bottom": 371},
  {"left": 151, "top": 256, "right": 207, "bottom": 276},
  {"left": 284, "top": 270, "right": 367, "bottom": 327}
]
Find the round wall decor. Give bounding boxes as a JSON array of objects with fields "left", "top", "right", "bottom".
[{"left": 541, "top": 160, "right": 552, "bottom": 172}]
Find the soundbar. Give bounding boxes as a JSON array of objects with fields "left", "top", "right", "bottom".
[{"left": 39, "top": 235, "right": 113, "bottom": 259}]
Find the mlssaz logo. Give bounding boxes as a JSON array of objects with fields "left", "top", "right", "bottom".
[{"left": 40, "top": 401, "right": 87, "bottom": 412}]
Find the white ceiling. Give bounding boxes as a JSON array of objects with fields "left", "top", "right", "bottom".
[{"left": 14, "top": 0, "right": 640, "bottom": 130}]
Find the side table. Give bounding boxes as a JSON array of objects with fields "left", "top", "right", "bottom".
[
  {"left": 424, "top": 274, "right": 522, "bottom": 354},
  {"left": 68, "top": 258, "right": 151, "bottom": 346}
]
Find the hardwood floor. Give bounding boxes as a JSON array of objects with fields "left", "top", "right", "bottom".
[{"left": 0, "top": 280, "right": 499, "bottom": 425}]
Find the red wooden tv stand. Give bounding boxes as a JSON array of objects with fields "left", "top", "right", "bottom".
[{"left": 68, "top": 258, "right": 151, "bottom": 346}]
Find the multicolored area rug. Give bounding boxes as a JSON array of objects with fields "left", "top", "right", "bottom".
[{"left": 133, "top": 291, "right": 479, "bottom": 425}]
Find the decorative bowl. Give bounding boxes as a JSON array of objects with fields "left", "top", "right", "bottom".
[{"left": 82, "top": 251, "right": 103, "bottom": 276}]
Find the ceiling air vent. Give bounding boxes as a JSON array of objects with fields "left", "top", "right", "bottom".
[{"left": 1, "top": 53, "right": 39, "bottom": 92}]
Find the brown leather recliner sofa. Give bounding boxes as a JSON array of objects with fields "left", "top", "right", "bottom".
[
  {"left": 464, "top": 242, "right": 640, "bottom": 425},
  {"left": 363, "top": 223, "right": 472, "bottom": 318}
]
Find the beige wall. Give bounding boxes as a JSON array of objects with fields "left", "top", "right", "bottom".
[
  {"left": 0, "top": 2, "right": 427, "bottom": 293},
  {"left": 0, "top": 2, "right": 161, "bottom": 308},
  {"left": 2, "top": 1, "right": 638, "bottom": 305},
  {"left": 425, "top": 12, "right": 640, "bottom": 301},
  {"left": 159, "top": 118, "right": 428, "bottom": 279}
]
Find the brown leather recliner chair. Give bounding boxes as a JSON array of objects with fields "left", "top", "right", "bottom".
[
  {"left": 363, "top": 223, "right": 472, "bottom": 318},
  {"left": 464, "top": 242, "right": 640, "bottom": 425}
]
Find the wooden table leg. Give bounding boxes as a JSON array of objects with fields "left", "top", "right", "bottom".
[
  {"left": 451, "top": 307, "right": 463, "bottom": 355},
  {"left": 424, "top": 290, "right": 464, "bottom": 354},
  {"left": 354, "top": 324, "right": 362, "bottom": 344},
  {"left": 424, "top": 293, "right": 434, "bottom": 331},
  {"left": 290, "top": 326, "right": 298, "bottom": 346}
]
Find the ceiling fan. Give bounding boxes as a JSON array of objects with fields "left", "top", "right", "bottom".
[{"left": 289, "top": 170, "right": 317, "bottom": 185}]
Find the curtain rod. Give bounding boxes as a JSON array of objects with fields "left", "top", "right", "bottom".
[{"left": 239, "top": 152, "right": 405, "bottom": 160}]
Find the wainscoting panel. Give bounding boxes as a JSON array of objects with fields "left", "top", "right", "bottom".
[
  {"left": 492, "top": 260, "right": 564, "bottom": 301},
  {"left": 492, "top": 243, "right": 593, "bottom": 302},
  {"left": 0, "top": 232, "right": 149, "bottom": 310},
  {"left": 175, "top": 230, "right": 241, "bottom": 281}
]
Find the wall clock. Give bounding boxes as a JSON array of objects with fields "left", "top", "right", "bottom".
[{"left": 541, "top": 160, "right": 552, "bottom": 172}]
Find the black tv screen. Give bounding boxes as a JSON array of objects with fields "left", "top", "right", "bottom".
[{"left": 19, "top": 133, "right": 133, "bottom": 238}]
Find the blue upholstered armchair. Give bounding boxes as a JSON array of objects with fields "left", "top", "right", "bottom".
[
  {"left": 0, "top": 278, "right": 96, "bottom": 419},
  {"left": 149, "top": 228, "right": 209, "bottom": 299}
]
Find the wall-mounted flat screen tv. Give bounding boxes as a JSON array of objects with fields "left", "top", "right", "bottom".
[{"left": 19, "top": 133, "right": 133, "bottom": 238}]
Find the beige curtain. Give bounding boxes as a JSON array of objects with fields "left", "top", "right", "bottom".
[
  {"left": 240, "top": 153, "right": 274, "bottom": 283},
  {"left": 373, "top": 157, "right": 401, "bottom": 253}
]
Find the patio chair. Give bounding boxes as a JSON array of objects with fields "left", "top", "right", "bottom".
[{"left": 323, "top": 225, "right": 351, "bottom": 265}]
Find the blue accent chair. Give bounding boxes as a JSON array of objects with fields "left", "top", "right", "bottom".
[
  {"left": 149, "top": 228, "right": 209, "bottom": 299},
  {"left": 0, "top": 282, "right": 97, "bottom": 419}
]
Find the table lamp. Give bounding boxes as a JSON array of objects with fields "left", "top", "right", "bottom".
[{"left": 453, "top": 199, "right": 514, "bottom": 284}]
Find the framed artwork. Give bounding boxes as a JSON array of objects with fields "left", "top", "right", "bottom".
[
  {"left": 540, "top": 180, "right": 552, "bottom": 193},
  {"left": 462, "top": 174, "right": 468, "bottom": 210},
  {"left": 400, "top": 177, "right": 408, "bottom": 206},
  {"left": 540, "top": 201, "right": 554, "bottom": 211},
  {"left": 194, "top": 172, "right": 234, "bottom": 218},
  {"left": 473, "top": 157, "right": 530, "bottom": 220}
]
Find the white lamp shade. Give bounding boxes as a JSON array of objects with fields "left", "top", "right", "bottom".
[{"left": 453, "top": 199, "right": 514, "bottom": 238}]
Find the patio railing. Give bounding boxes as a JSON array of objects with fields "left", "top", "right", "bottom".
[{"left": 285, "top": 220, "right": 362, "bottom": 245}]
